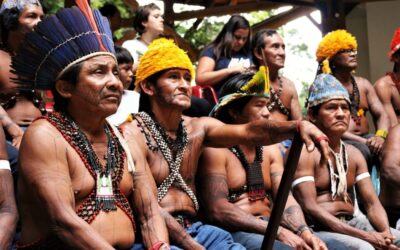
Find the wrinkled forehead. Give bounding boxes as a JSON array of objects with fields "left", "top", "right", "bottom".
[{"left": 0, "top": 0, "right": 41, "bottom": 13}]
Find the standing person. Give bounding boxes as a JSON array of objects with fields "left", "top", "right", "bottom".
[
  {"left": 107, "top": 45, "right": 139, "bottom": 125},
  {"left": 293, "top": 73, "right": 400, "bottom": 250},
  {"left": 13, "top": 2, "right": 168, "bottom": 249},
  {"left": 252, "top": 29, "right": 303, "bottom": 154},
  {"left": 196, "top": 15, "right": 254, "bottom": 96},
  {"left": 375, "top": 27, "right": 400, "bottom": 127},
  {"left": 316, "top": 29, "right": 390, "bottom": 171},
  {"left": 123, "top": 3, "right": 164, "bottom": 73},
  {"left": 199, "top": 72, "right": 346, "bottom": 250},
  {"left": 122, "top": 37, "right": 331, "bottom": 249}
]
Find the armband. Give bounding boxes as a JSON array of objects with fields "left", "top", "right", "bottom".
[
  {"left": 0, "top": 160, "right": 10, "bottom": 171},
  {"left": 296, "top": 225, "right": 314, "bottom": 236},
  {"left": 375, "top": 129, "right": 388, "bottom": 139}
]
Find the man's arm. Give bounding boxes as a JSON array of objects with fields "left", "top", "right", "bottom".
[
  {"left": 380, "top": 125, "right": 400, "bottom": 188},
  {"left": 374, "top": 77, "right": 398, "bottom": 127},
  {"left": 129, "top": 141, "right": 169, "bottom": 248},
  {"left": 20, "top": 121, "right": 114, "bottom": 249},
  {"left": 285, "top": 78, "right": 302, "bottom": 120},
  {"left": 0, "top": 127, "right": 17, "bottom": 249},
  {"left": 201, "top": 117, "right": 329, "bottom": 161},
  {"left": 196, "top": 56, "right": 245, "bottom": 86},
  {"left": 293, "top": 146, "right": 388, "bottom": 248},
  {"left": 268, "top": 145, "right": 326, "bottom": 250},
  {"left": 0, "top": 106, "right": 24, "bottom": 149}
]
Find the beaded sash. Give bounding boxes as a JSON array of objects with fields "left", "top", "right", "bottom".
[{"left": 43, "top": 112, "right": 135, "bottom": 225}]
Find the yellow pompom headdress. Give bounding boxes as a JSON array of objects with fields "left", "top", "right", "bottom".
[
  {"left": 210, "top": 66, "right": 270, "bottom": 119},
  {"left": 135, "top": 38, "right": 195, "bottom": 91},
  {"left": 316, "top": 29, "right": 357, "bottom": 74}
]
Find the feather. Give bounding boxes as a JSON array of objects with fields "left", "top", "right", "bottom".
[{"left": 240, "top": 66, "right": 270, "bottom": 95}]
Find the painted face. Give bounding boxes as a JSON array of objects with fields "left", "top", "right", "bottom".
[
  {"left": 314, "top": 99, "right": 350, "bottom": 135},
  {"left": 153, "top": 68, "right": 192, "bottom": 110},
  {"left": 332, "top": 49, "right": 358, "bottom": 70},
  {"left": 72, "top": 55, "right": 123, "bottom": 115},
  {"left": 234, "top": 96, "right": 270, "bottom": 124},
  {"left": 261, "top": 34, "right": 285, "bottom": 69},
  {"left": 118, "top": 63, "right": 134, "bottom": 89},
  {"left": 232, "top": 28, "right": 249, "bottom": 52},
  {"left": 144, "top": 8, "right": 164, "bottom": 34},
  {"left": 18, "top": 4, "right": 44, "bottom": 34}
]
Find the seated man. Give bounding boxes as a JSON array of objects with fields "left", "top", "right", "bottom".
[
  {"left": 293, "top": 73, "right": 400, "bottom": 250},
  {"left": 122, "top": 38, "right": 331, "bottom": 249},
  {"left": 199, "top": 72, "right": 345, "bottom": 250},
  {"left": 375, "top": 27, "right": 400, "bottom": 127},
  {"left": 316, "top": 30, "right": 389, "bottom": 171},
  {"left": 13, "top": 2, "right": 168, "bottom": 249},
  {"left": 380, "top": 124, "right": 400, "bottom": 229}
]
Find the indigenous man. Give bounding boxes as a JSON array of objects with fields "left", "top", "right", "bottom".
[
  {"left": 379, "top": 124, "right": 400, "bottom": 230},
  {"left": 375, "top": 27, "right": 400, "bottom": 127},
  {"left": 199, "top": 72, "right": 347, "bottom": 250},
  {"left": 13, "top": 2, "right": 168, "bottom": 249},
  {"left": 252, "top": 29, "right": 302, "bottom": 155},
  {"left": 122, "top": 38, "right": 331, "bottom": 249},
  {"left": 293, "top": 73, "right": 400, "bottom": 250},
  {"left": 316, "top": 30, "right": 390, "bottom": 170}
]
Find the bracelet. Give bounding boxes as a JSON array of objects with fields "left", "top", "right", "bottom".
[
  {"left": 295, "top": 120, "right": 300, "bottom": 133},
  {"left": 316, "top": 135, "right": 329, "bottom": 143},
  {"left": 375, "top": 129, "right": 388, "bottom": 139},
  {"left": 149, "top": 241, "right": 169, "bottom": 250},
  {"left": 296, "top": 224, "right": 313, "bottom": 236}
]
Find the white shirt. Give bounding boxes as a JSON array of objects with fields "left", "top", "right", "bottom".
[
  {"left": 122, "top": 39, "right": 148, "bottom": 64},
  {"left": 107, "top": 90, "right": 140, "bottom": 125}
]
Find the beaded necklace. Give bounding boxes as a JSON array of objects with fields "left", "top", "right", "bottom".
[
  {"left": 349, "top": 76, "right": 361, "bottom": 123},
  {"left": 135, "top": 112, "right": 199, "bottom": 211},
  {"left": 230, "top": 146, "right": 266, "bottom": 201},
  {"left": 268, "top": 77, "right": 290, "bottom": 117}
]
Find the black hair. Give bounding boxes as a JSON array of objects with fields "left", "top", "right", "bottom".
[
  {"left": 114, "top": 45, "right": 133, "bottom": 65},
  {"left": 0, "top": 7, "right": 20, "bottom": 48},
  {"left": 99, "top": 3, "right": 118, "bottom": 18},
  {"left": 133, "top": 3, "right": 160, "bottom": 35},
  {"left": 215, "top": 73, "right": 254, "bottom": 124},
  {"left": 53, "top": 61, "right": 83, "bottom": 112},
  {"left": 206, "top": 15, "right": 251, "bottom": 62},
  {"left": 252, "top": 29, "right": 278, "bottom": 67},
  {"left": 138, "top": 69, "right": 167, "bottom": 113}
]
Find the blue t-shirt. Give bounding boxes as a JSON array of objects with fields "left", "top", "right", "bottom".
[{"left": 200, "top": 46, "right": 253, "bottom": 95}]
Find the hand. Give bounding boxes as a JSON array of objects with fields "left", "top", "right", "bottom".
[
  {"left": 229, "top": 65, "right": 249, "bottom": 75},
  {"left": 297, "top": 121, "right": 330, "bottom": 165},
  {"left": 7, "top": 123, "right": 24, "bottom": 149},
  {"left": 300, "top": 230, "right": 328, "bottom": 250},
  {"left": 367, "top": 231, "right": 394, "bottom": 250},
  {"left": 366, "top": 136, "right": 385, "bottom": 155},
  {"left": 278, "top": 227, "right": 312, "bottom": 250}
]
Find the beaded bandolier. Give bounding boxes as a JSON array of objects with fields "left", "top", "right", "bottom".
[
  {"left": 43, "top": 112, "right": 135, "bottom": 225},
  {"left": 268, "top": 77, "right": 290, "bottom": 117},
  {"left": 134, "top": 111, "right": 199, "bottom": 211},
  {"left": 230, "top": 146, "right": 266, "bottom": 201},
  {"left": 349, "top": 76, "right": 363, "bottom": 124}
]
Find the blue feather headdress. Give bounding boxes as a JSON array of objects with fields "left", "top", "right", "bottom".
[{"left": 11, "top": 0, "right": 115, "bottom": 90}]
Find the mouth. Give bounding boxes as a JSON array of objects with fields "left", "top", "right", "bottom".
[{"left": 104, "top": 94, "right": 121, "bottom": 101}]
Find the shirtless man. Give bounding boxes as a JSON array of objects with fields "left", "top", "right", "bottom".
[
  {"left": 13, "top": 3, "right": 168, "bottom": 249},
  {"left": 121, "top": 38, "right": 331, "bottom": 249},
  {"left": 379, "top": 124, "right": 400, "bottom": 229},
  {"left": 375, "top": 27, "right": 400, "bottom": 127},
  {"left": 199, "top": 72, "right": 348, "bottom": 250},
  {"left": 293, "top": 73, "right": 400, "bottom": 250},
  {"left": 0, "top": 0, "right": 45, "bottom": 136},
  {"left": 316, "top": 30, "right": 390, "bottom": 169}
]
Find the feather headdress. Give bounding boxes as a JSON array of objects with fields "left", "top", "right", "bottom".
[
  {"left": 316, "top": 30, "right": 357, "bottom": 74},
  {"left": 11, "top": 0, "right": 115, "bottom": 90},
  {"left": 389, "top": 27, "right": 400, "bottom": 60},
  {"left": 210, "top": 66, "right": 270, "bottom": 118}
]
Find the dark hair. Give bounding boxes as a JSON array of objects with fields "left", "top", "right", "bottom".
[
  {"left": 114, "top": 45, "right": 133, "bottom": 65},
  {"left": 99, "top": 3, "right": 118, "bottom": 18},
  {"left": 207, "top": 15, "right": 251, "bottom": 61},
  {"left": 0, "top": 7, "right": 20, "bottom": 48},
  {"left": 138, "top": 69, "right": 167, "bottom": 113},
  {"left": 215, "top": 73, "right": 254, "bottom": 123},
  {"left": 53, "top": 61, "right": 83, "bottom": 112},
  {"left": 252, "top": 29, "right": 278, "bottom": 67},
  {"left": 133, "top": 3, "right": 160, "bottom": 35}
]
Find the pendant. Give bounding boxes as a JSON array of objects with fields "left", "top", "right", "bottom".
[{"left": 96, "top": 173, "right": 116, "bottom": 211}]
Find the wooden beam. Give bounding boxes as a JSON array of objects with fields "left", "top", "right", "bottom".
[
  {"left": 251, "top": 6, "right": 315, "bottom": 32},
  {"left": 306, "top": 13, "right": 322, "bottom": 32},
  {"left": 169, "top": 2, "right": 284, "bottom": 21},
  {"left": 317, "top": 0, "right": 346, "bottom": 34}
]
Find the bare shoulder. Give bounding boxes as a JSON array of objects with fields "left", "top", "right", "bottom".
[
  {"left": 281, "top": 76, "right": 298, "bottom": 93},
  {"left": 263, "top": 144, "right": 281, "bottom": 160},
  {"left": 374, "top": 75, "right": 392, "bottom": 88},
  {"left": 22, "top": 118, "right": 64, "bottom": 149},
  {"left": 354, "top": 75, "right": 373, "bottom": 89},
  {"left": 186, "top": 115, "right": 224, "bottom": 132}
]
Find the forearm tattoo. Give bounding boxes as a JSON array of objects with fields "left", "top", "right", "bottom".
[{"left": 281, "top": 205, "right": 306, "bottom": 232}]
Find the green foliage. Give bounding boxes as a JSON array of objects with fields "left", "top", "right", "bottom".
[{"left": 298, "top": 81, "right": 310, "bottom": 116}]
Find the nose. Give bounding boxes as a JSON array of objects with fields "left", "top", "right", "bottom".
[
  {"left": 107, "top": 72, "right": 123, "bottom": 92},
  {"left": 336, "top": 107, "right": 345, "bottom": 117},
  {"left": 177, "top": 77, "right": 191, "bottom": 93},
  {"left": 261, "top": 106, "right": 270, "bottom": 119}
]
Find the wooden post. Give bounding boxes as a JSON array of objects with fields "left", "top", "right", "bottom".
[
  {"left": 317, "top": 0, "right": 346, "bottom": 34},
  {"left": 261, "top": 133, "right": 304, "bottom": 250}
]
